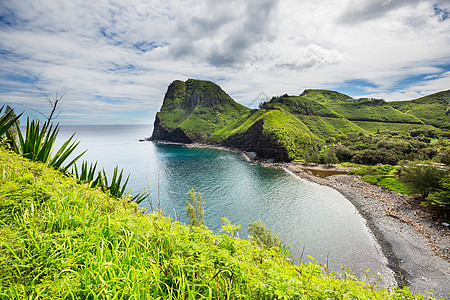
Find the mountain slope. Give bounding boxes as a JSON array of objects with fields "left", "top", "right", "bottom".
[
  {"left": 150, "top": 80, "right": 447, "bottom": 161},
  {"left": 151, "top": 79, "right": 249, "bottom": 143},
  {"left": 389, "top": 90, "right": 450, "bottom": 129}
]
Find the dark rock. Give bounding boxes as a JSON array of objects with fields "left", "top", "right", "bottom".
[
  {"left": 149, "top": 115, "right": 192, "bottom": 144},
  {"left": 222, "top": 120, "right": 291, "bottom": 162}
]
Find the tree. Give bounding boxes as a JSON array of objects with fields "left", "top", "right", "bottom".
[
  {"left": 248, "top": 220, "right": 281, "bottom": 249},
  {"left": 185, "top": 188, "right": 205, "bottom": 227},
  {"left": 400, "top": 164, "right": 446, "bottom": 198},
  {"left": 323, "top": 148, "right": 338, "bottom": 165},
  {"left": 427, "top": 177, "right": 450, "bottom": 210}
]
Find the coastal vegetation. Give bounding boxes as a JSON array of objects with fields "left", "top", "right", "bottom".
[{"left": 0, "top": 145, "right": 433, "bottom": 299}]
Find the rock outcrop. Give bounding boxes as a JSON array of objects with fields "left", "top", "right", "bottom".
[
  {"left": 223, "top": 120, "right": 290, "bottom": 161},
  {"left": 150, "top": 115, "right": 192, "bottom": 144}
]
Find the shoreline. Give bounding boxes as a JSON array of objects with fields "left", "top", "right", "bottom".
[
  {"left": 285, "top": 164, "right": 449, "bottom": 297},
  {"left": 148, "top": 140, "right": 450, "bottom": 297}
]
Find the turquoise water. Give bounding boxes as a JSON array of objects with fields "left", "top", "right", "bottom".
[{"left": 55, "top": 124, "right": 394, "bottom": 282}]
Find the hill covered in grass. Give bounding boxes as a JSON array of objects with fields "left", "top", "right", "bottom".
[
  {"left": 0, "top": 146, "right": 430, "bottom": 299},
  {"left": 150, "top": 80, "right": 449, "bottom": 162},
  {"left": 150, "top": 79, "right": 250, "bottom": 143},
  {"left": 389, "top": 90, "right": 450, "bottom": 129}
]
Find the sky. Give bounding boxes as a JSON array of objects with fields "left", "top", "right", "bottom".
[{"left": 1, "top": 0, "right": 450, "bottom": 125}]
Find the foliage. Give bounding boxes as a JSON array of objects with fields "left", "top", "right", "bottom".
[
  {"left": 0, "top": 106, "right": 22, "bottom": 152},
  {"left": 6, "top": 117, "right": 85, "bottom": 171},
  {"left": 0, "top": 105, "right": 22, "bottom": 138},
  {"left": 247, "top": 220, "right": 282, "bottom": 249},
  {"left": 427, "top": 177, "right": 450, "bottom": 209},
  {"left": 73, "top": 160, "right": 147, "bottom": 204},
  {"left": 350, "top": 165, "right": 413, "bottom": 194},
  {"left": 323, "top": 148, "right": 338, "bottom": 165},
  {"left": 185, "top": 188, "right": 205, "bottom": 227},
  {"left": 1, "top": 147, "right": 432, "bottom": 299},
  {"left": 390, "top": 90, "right": 450, "bottom": 129},
  {"left": 1, "top": 108, "right": 146, "bottom": 205},
  {"left": 399, "top": 164, "right": 447, "bottom": 198}
]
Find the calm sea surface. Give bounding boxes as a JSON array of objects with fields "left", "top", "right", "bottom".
[{"left": 55, "top": 124, "right": 394, "bottom": 282}]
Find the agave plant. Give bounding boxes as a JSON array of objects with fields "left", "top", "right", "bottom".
[
  {"left": 73, "top": 161, "right": 147, "bottom": 204},
  {"left": 73, "top": 160, "right": 102, "bottom": 187},
  {"left": 14, "top": 118, "right": 86, "bottom": 170},
  {"left": 0, "top": 105, "right": 22, "bottom": 150},
  {"left": 3, "top": 107, "right": 146, "bottom": 204}
]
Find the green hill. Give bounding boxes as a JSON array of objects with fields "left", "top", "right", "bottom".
[
  {"left": 151, "top": 79, "right": 249, "bottom": 143},
  {"left": 0, "top": 147, "right": 429, "bottom": 299},
  {"left": 151, "top": 80, "right": 448, "bottom": 161},
  {"left": 389, "top": 90, "right": 450, "bottom": 129}
]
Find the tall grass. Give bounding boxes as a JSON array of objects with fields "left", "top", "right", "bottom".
[
  {"left": 1, "top": 108, "right": 146, "bottom": 204},
  {"left": 74, "top": 161, "right": 147, "bottom": 204}
]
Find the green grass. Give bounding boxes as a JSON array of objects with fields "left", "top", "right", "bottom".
[
  {"left": 389, "top": 90, "right": 450, "bottom": 129},
  {"left": 360, "top": 175, "right": 413, "bottom": 194},
  {"left": 352, "top": 121, "right": 435, "bottom": 133},
  {"left": 350, "top": 165, "right": 413, "bottom": 194},
  {"left": 327, "top": 100, "right": 423, "bottom": 124},
  {"left": 262, "top": 110, "right": 320, "bottom": 159},
  {"left": 300, "top": 89, "right": 352, "bottom": 103},
  {"left": 210, "top": 110, "right": 265, "bottom": 142},
  {"left": 0, "top": 147, "right": 433, "bottom": 299}
]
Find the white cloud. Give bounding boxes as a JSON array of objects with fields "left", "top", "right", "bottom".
[{"left": 1, "top": 0, "right": 449, "bottom": 124}]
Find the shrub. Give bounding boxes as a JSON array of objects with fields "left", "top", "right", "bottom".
[
  {"left": 185, "top": 188, "right": 205, "bottom": 227},
  {"left": 334, "top": 146, "right": 353, "bottom": 161},
  {"left": 427, "top": 177, "right": 450, "bottom": 210},
  {"left": 248, "top": 220, "right": 282, "bottom": 249},
  {"left": 400, "top": 164, "right": 447, "bottom": 198},
  {"left": 323, "top": 148, "right": 338, "bottom": 164}
]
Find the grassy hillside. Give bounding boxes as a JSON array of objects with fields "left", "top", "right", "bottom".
[
  {"left": 0, "top": 147, "right": 430, "bottom": 299},
  {"left": 152, "top": 80, "right": 448, "bottom": 162},
  {"left": 389, "top": 90, "right": 450, "bottom": 129},
  {"left": 156, "top": 79, "right": 249, "bottom": 140},
  {"left": 327, "top": 99, "right": 423, "bottom": 124},
  {"left": 259, "top": 94, "right": 342, "bottom": 118},
  {"left": 300, "top": 89, "right": 352, "bottom": 103}
]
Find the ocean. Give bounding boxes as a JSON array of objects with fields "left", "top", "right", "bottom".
[{"left": 54, "top": 124, "right": 394, "bottom": 282}]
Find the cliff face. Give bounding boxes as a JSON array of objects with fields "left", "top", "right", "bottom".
[
  {"left": 150, "top": 114, "right": 192, "bottom": 143},
  {"left": 223, "top": 120, "right": 291, "bottom": 161}
]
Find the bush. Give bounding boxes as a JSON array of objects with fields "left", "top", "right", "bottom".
[
  {"left": 400, "top": 164, "right": 447, "bottom": 198},
  {"left": 334, "top": 146, "right": 353, "bottom": 162},
  {"left": 185, "top": 188, "right": 205, "bottom": 227},
  {"left": 351, "top": 149, "right": 401, "bottom": 165},
  {"left": 323, "top": 148, "right": 338, "bottom": 164},
  {"left": 248, "top": 220, "right": 282, "bottom": 249},
  {"left": 427, "top": 177, "right": 450, "bottom": 210}
]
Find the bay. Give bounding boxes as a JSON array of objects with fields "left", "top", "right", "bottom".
[{"left": 55, "top": 124, "right": 394, "bottom": 283}]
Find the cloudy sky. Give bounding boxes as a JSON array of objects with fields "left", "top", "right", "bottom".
[{"left": 1, "top": 0, "right": 449, "bottom": 125}]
